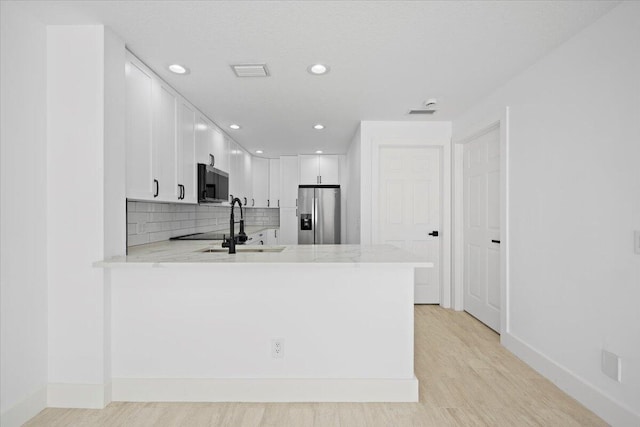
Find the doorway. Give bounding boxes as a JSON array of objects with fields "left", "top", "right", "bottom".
[
  {"left": 462, "top": 125, "right": 501, "bottom": 331},
  {"left": 376, "top": 145, "right": 442, "bottom": 303}
]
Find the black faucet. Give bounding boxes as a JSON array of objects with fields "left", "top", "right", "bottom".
[{"left": 221, "top": 197, "right": 247, "bottom": 254}]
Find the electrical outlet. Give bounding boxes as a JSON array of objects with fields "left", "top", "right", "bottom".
[
  {"left": 602, "top": 349, "right": 621, "bottom": 382},
  {"left": 271, "top": 338, "right": 284, "bottom": 359}
]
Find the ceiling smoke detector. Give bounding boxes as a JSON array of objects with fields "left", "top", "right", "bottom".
[{"left": 231, "top": 64, "right": 269, "bottom": 77}]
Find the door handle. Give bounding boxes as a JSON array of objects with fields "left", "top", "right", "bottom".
[
  {"left": 428, "top": 231, "right": 439, "bottom": 237},
  {"left": 491, "top": 239, "right": 501, "bottom": 244}
]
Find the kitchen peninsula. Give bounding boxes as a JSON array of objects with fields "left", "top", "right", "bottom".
[{"left": 98, "top": 243, "right": 431, "bottom": 403}]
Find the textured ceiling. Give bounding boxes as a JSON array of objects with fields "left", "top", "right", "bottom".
[{"left": 15, "top": 1, "right": 618, "bottom": 156}]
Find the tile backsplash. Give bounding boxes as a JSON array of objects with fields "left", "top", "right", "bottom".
[{"left": 127, "top": 201, "right": 279, "bottom": 247}]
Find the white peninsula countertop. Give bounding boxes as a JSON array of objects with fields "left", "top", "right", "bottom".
[{"left": 97, "top": 241, "right": 433, "bottom": 268}]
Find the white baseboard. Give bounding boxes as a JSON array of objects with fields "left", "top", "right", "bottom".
[
  {"left": 0, "top": 386, "right": 47, "bottom": 427},
  {"left": 414, "top": 283, "right": 439, "bottom": 304},
  {"left": 47, "top": 382, "right": 111, "bottom": 409},
  {"left": 502, "top": 332, "right": 640, "bottom": 427},
  {"left": 112, "top": 377, "right": 419, "bottom": 402}
]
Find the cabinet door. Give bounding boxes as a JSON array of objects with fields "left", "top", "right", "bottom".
[
  {"left": 279, "top": 207, "right": 298, "bottom": 244},
  {"left": 280, "top": 156, "right": 299, "bottom": 208},
  {"left": 252, "top": 157, "right": 269, "bottom": 207},
  {"left": 319, "top": 155, "right": 340, "bottom": 184},
  {"left": 268, "top": 159, "right": 280, "bottom": 207},
  {"left": 241, "top": 149, "right": 255, "bottom": 206},
  {"left": 299, "top": 155, "right": 319, "bottom": 185},
  {"left": 212, "top": 128, "right": 229, "bottom": 173},
  {"left": 195, "top": 115, "right": 213, "bottom": 166},
  {"left": 266, "top": 228, "right": 279, "bottom": 245},
  {"left": 125, "top": 57, "right": 154, "bottom": 200},
  {"left": 152, "top": 80, "right": 178, "bottom": 201},
  {"left": 178, "top": 100, "right": 196, "bottom": 203},
  {"left": 228, "top": 140, "right": 242, "bottom": 203}
]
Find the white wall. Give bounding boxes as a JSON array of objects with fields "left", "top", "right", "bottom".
[
  {"left": 346, "top": 126, "right": 362, "bottom": 244},
  {"left": 0, "top": 3, "right": 49, "bottom": 426},
  {"left": 453, "top": 2, "right": 640, "bottom": 425},
  {"left": 47, "top": 25, "right": 125, "bottom": 409}
]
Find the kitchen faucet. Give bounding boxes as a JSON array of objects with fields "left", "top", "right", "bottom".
[{"left": 221, "top": 197, "right": 247, "bottom": 254}]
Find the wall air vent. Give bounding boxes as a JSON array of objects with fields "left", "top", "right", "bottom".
[
  {"left": 408, "top": 109, "right": 436, "bottom": 115},
  {"left": 231, "top": 64, "right": 269, "bottom": 77}
]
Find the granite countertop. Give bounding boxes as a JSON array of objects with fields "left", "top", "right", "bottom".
[{"left": 96, "top": 240, "right": 433, "bottom": 268}]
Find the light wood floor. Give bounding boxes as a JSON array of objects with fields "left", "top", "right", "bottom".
[{"left": 25, "top": 306, "right": 606, "bottom": 426}]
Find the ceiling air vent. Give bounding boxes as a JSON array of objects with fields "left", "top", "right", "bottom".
[
  {"left": 231, "top": 64, "right": 269, "bottom": 77},
  {"left": 408, "top": 109, "right": 436, "bottom": 115}
]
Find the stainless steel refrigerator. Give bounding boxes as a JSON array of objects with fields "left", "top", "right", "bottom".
[{"left": 298, "top": 185, "right": 341, "bottom": 244}]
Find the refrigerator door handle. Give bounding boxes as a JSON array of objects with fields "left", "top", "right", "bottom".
[{"left": 313, "top": 196, "right": 318, "bottom": 244}]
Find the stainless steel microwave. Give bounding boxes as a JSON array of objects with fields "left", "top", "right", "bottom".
[{"left": 198, "top": 163, "right": 229, "bottom": 203}]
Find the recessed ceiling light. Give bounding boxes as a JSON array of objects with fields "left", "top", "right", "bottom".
[
  {"left": 255, "top": 150, "right": 263, "bottom": 154},
  {"left": 313, "top": 124, "right": 325, "bottom": 130},
  {"left": 307, "top": 64, "right": 330, "bottom": 75},
  {"left": 168, "top": 64, "right": 189, "bottom": 74},
  {"left": 229, "top": 124, "right": 241, "bottom": 130},
  {"left": 315, "top": 150, "right": 323, "bottom": 154}
]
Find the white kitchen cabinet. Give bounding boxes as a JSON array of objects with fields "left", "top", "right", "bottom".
[
  {"left": 242, "top": 148, "right": 253, "bottom": 207},
  {"left": 228, "top": 140, "right": 242, "bottom": 203},
  {"left": 268, "top": 159, "right": 280, "bottom": 208},
  {"left": 125, "top": 57, "right": 154, "bottom": 200},
  {"left": 266, "top": 228, "right": 279, "bottom": 245},
  {"left": 280, "top": 155, "right": 299, "bottom": 208},
  {"left": 152, "top": 79, "right": 179, "bottom": 201},
  {"left": 299, "top": 154, "right": 340, "bottom": 185},
  {"left": 177, "top": 99, "right": 197, "bottom": 203},
  {"left": 279, "top": 207, "right": 298, "bottom": 245},
  {"left": 195, "top": 117, "right": 229, "bottom": 174},
  {"left": 252, "top": 157, "right": 269, "bottom": 207}
]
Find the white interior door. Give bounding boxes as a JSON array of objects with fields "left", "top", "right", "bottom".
[
  {"left": 463, "top": 127, "right": 501, "bottom": 331},
  {"left": 378, "top": 146, "right": 441, "bottom": 304}
]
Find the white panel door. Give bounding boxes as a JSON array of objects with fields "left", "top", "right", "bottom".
[
  {"left": 378, "top": 146, "right": 440, "bottom": 303},
  {"left": 178, "top": 100, "right": 196, "bottom": 203},
  {"left": 152, "top": 80, "right": 178, "bottom": 201},
  {"left": 125, "top": 58, "right": 154, "bottom": 200},
  {"left": 228, "top": 140, "right": 241, "bottom": 202},
  {"left": 269, "top": 159, "right": 280, "bottom": 208},
  {"left": 463, "top": 127, "right": 501, "bottom": 332},
  {"left": 195, "top": 115, "right": 213, "bottom": 166},
  {"left": 242, "top": 149, "right": 252, "bottom": 207}
]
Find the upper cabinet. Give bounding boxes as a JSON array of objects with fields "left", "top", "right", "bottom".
[
  {"left": 125, "top": 57, "right": 154, "bottom": 201},
  {"left": 299, "top": 154, "right": 340, "bottom": 185},
  {"left": 177, "top": 100, "right": 197, "bottom": 203},
  {"left": 195, "top": 117, "right": 229, "bottom": 174},
  {"left": 268, "top": 159, "right": 280, "bottom": 208},
  {"left": 252, "top": 157, "right": 269, "bottom": 208}
]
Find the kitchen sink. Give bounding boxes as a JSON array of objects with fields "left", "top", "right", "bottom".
[{"left": 201, "top": 247, "right": 285, "bottom": 253}]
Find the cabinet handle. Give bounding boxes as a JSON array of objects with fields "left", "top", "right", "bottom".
[
  {"left": 252, "top": 198, "right": 255, "bottom": 207},
  {"left": 209, "top": 154, "right": 215, "bottom": 167},
  {"left": 178, "top": 184, "right": 181, "bottom": 199},
  {"left": 260, "top": 240, "right": 264, "bottom": 245},
  {"left": 274, "top": 229, "right": 277, "bottom": 238},
  {"left": 230, "top": 194, "right": 234, "bottom": 203},
  {"left": 277, "top": 199, "right": 280, "bottom": 208},
  {"left": 267, "top": 199, "right": 270, "bottom": 207},
  {"left": 154, "top": 179, "right": 159, "bottom": 197},
  {"left": 181, "top": 185, "right": 185, "bottom": 200},
  {"left": 295, "top": 198, "right": 298, "bottom": 207},
  {"left": 244, "top": 197, "right": 247, "bottom": 206},
  {"left": 491, "top": 239, "right": 501, "bottom": 244},
  {"left": 319, "top": 176, "right": 322, "bottom": 184}
]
